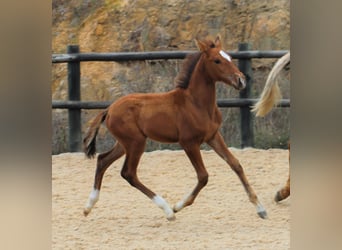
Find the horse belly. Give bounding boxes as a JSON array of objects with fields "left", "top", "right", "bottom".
[
  {"left": 106, "top": 93, "right": 179, "bottom": 143},
  {"left": 140, "top": 111, "right": 178, "bottom": 143}
]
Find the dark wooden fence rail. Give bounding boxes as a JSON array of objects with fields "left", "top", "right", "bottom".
[
  {"left": 52, "top": 44, "right": 290, "bottom": 152},
  {"left": 52, "top": 50, "right": 288, "bottom": 63}
]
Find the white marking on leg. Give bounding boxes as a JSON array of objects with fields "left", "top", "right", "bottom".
[
  {"left": 152, "top": 195, "right": 175, "bottom": 221},
  {"left": 174, "top": 192, "right": 192, "bottom": 212},
  {"left": 84, "top": 188, "right": 100, "bottom": 216},
  {"left": 219, "top": 50, "right": 232, "bottom": 62}
]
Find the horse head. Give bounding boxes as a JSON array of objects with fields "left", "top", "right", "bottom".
[{"left": 195, "top": 36, "right": 246, "bottom": 90}]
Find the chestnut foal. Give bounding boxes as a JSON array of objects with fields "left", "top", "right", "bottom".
[{"left": 83, "top": 36, "right": 267, "bottom": 220}]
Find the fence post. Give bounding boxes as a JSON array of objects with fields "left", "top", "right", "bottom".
[
  {"left": 238, "top": 43, "right": 254, "bottom": 148},
  {"left": 67, "top": 45, "right": 82, "bottom": 152}
]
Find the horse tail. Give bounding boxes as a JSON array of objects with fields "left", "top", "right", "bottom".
[
  {"left": 252, "top": 52, "right": 290, "bottom": 117},
  {"left": 83, "top": 109, "right": 108, "bottom": 158}
]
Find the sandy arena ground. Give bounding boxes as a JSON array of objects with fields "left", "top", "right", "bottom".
[{"left": 52, "top": 148, "right": 290, "bottom": 250}]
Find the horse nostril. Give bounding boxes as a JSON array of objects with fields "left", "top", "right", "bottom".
[{"left": 239, "top": 77, "right": 246, "bottom": 89}]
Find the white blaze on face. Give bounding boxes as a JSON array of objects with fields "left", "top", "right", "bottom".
[{"left": 219, "top": 50, "right": 232, "bottom": 62}]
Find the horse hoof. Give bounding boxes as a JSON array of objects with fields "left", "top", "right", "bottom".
[
  {"left": 83, "top": 208, "right": 91, "bottom": 217},
  {"left": 173, "top": 206, "right": 180, "bottom": 213},
  {"left": 257, "top": 210, "right": 268, "bottom": 219},
  {"left": 167, "top": 214, "right": 176, "bottom": 221},
  {"left": 274, "top": 191, "right": 282, "bottom": 203},
  {"left": 256, "top": 203, "right": 267, "bottom": 219}
]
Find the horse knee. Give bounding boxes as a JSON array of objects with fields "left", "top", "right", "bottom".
[
  {"left": 225, "top": 157, "right": 242, "bottom": 173},
  {"left": 230, "top": 163, "right": 243, "bottom": 175}
]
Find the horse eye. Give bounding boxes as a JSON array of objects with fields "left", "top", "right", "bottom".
[{"left": 214, "top": 59, "right": 221, "bottom": 64}]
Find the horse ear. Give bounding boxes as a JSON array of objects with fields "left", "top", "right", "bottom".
[
  {"left": 214, "top": 35, "right": 222, "bottom": 48},
  {"left": 195, "top": 39, "right": 208, "bottom": 52}
]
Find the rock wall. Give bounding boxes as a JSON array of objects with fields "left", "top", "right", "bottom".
[{"left": 52, "top": 0, "right": 290, "bottom": 153}]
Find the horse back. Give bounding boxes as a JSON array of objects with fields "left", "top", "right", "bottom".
[{"left": 106, "top": 91, "right": 181, "bottom": 142}]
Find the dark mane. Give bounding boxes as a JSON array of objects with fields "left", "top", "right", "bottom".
[{"left": 174, "top": 52, "right": 202, "bottom": 89}]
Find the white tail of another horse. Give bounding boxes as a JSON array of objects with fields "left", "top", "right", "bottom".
[{"left": 252, "top": 52, "right": 290, "bottom": 117}]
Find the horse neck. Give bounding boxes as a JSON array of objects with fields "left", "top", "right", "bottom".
[{"left": 186, "top": 58, "right": 217, "bottom": 112}]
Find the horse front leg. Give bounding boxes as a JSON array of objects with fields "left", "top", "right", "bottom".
[
  {"left": 207, "top": 132, "right": 267, "bottom": 219},
  {"left": 173, "top": 143, "right": 209, "bottom": 213}
]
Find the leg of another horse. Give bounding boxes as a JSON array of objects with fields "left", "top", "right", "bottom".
[
  {"left": 84, "top": 142, "right": 125, "bottom": 216},
  {"left": 173, "top": 144, "right": 209, "bottom": 213},
  {"left": 120, "top": 140, "right": 175, "bottom": 221},
  {"left": 207, "top": 132, "right": 267, "bottom": 219},
  {"left": 275, "top": 143, "right": 290, "bottom": 202}
]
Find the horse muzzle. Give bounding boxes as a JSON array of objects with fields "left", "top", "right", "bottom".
[
  {"left": 237, "top": 76, "right": 246, "bottom": 90},
  {"left": 230, "top": 75, "right": 246, "bottom": 90},
  {"left": 222, "top": 73, "right": 246, "bottom": 90}
]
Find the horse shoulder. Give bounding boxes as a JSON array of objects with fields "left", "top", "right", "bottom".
[{"left": 213, "top": 107, "right": 222, "bottom": 124}]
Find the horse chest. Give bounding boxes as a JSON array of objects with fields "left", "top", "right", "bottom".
[
  {"left": 205, "top": 112, "right": 222, "bottom": 140},
  {"left": 177, "top": 107, "right": 222, "bottom": 142}
]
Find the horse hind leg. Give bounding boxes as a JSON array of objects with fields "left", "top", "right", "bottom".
[
  {"left": 84, "top": 142, "right": 125, "bottom": 216},
  {"left": 120, "top": 139, "right": 175, "bottom": 221}
]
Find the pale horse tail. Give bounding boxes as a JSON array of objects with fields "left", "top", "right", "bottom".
[{"left": 252, "top": 52, "right": 290, "bottom": 117}]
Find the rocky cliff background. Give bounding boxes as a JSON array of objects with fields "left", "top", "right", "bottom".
[{"left": 52, "top": 0, "right": 290, "bottom": 154}]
